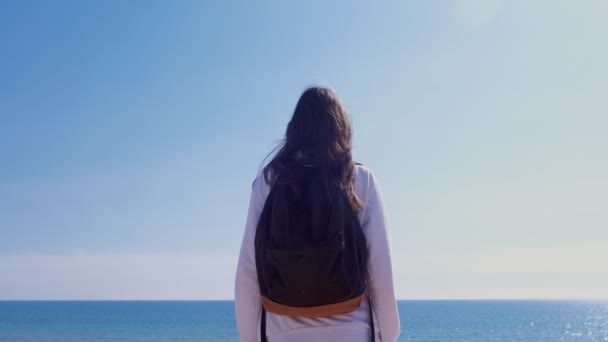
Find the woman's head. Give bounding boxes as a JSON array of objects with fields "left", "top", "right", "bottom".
[
  {"left": 285, "top": 87, "right": 352, "bottom": 153},
  {"left": 264, "top": 86, "right": 361, "bottom": 212}
]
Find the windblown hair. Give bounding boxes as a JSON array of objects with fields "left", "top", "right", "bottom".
[{"left": 263, "top": 86, "right": 362, "bottom": 213}]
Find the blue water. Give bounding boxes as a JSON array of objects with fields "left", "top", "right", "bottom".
[{"left": 1, "top": 300, "right": 607, "bottom": 341}]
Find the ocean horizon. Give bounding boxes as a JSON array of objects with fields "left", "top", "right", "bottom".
[{"left": 1, "top": 300, "right": 607, "bottom": 341}]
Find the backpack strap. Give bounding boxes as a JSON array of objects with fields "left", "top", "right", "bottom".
[
  {"left": 260, "top": 307, "right": 267, "bottom": 342},
  {"left": 368, "top": 292, "right": 375, "bottom": 342}
]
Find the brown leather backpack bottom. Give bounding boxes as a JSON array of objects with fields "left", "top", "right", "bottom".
[{"left": 262, "top": 294, "right": 364, "bottom": 318}]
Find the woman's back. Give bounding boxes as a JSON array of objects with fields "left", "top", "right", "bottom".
[{"left": 235, "top": 164, "right": 400, "bottom": 342}]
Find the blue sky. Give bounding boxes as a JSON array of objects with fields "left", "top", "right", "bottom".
[{"left": 1, "top": 0, "right": 607, "bottom": 299}]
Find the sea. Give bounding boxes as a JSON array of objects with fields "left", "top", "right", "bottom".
[{"left": 1, "top": 300, "right": 607, "bottom": 341}]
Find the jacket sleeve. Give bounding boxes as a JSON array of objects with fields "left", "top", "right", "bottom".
[
  {"left": 235, "top": 176, "right": 265, "bottom": 342},
  {"left": 361, "top": 171, "right": 401, "bottom": 342}
]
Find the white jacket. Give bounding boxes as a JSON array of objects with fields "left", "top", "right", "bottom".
[{"left": 235, "top": 165, "right": 401, "bottom": 342}]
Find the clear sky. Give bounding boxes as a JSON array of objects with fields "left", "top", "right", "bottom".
[{"left": 1, "top": 0, "right": 607, "bottom": 300}]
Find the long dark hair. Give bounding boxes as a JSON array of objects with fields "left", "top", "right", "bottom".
[{"left": 263, "top": 86, "right": 362, "bottom": 213}]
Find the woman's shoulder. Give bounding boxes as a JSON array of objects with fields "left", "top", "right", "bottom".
[
  {"left": 354, "top": 163, "right": 378, "bottom": 185},
  {"left": 252, "top": 169, "right": 266, "bottom": 186},
  {"left": 251, "top": 168, "right": 272, "bottom": 201},
  {"left": 354, "top": 163, "right": 381, "bottom": 200}
]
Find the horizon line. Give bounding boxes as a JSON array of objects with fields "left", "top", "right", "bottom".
[{"left": 2, "top": 298, "right": 607, "bottom": 302}]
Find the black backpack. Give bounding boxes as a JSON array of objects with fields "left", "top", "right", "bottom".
[{"left": 254, "top": 162, "right": 375, "bottom": 341}]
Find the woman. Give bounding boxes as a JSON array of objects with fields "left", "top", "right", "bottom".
[{"left": 235, "top": 87, "right": 400, "bottom": 342}]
